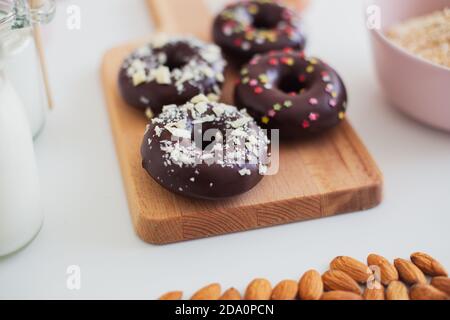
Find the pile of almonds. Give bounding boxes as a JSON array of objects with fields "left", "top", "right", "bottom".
[{"left": 159, "top": 252, "right": 449, "bottom": 300}]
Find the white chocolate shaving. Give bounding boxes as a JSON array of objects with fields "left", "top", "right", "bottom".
[
  {"left": 165, "top": 127, "right": 191, "bottom": 139},
  {"left": 153, "top": 66, "right": 172, "bottom": 84},
  {"left": 191, "top": 94, "right": 210, "bottom": 104},
  {"left": 230, "top": 117, "right": 252, "bottom": 128},
  {"left": 238, "top": 168, "right": 251, "bottom": 176}
]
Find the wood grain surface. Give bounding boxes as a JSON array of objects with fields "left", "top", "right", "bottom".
[{"left": 100, "top": 0, "right": 383, "bottom": 244}]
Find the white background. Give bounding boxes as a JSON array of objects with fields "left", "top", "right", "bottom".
[{"left": 0, "top": 0, "right": 449, "bottom": 299}]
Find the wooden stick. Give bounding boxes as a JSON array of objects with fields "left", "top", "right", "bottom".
[{"left": 30, "top": 0, "right": 53, "bottom": 109}]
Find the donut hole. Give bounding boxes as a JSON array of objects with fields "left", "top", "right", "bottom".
[
  {"left": 277, "top": 74, "right": 306, "bottom": 96},
  {"left": 164, "top": 43, "right": 197, "bottom": 71},
  {"left": 249, "top": 3, "right": 284, "bottom": 30},
  {"left": 251, "top": 14, "right": 280, "bottom": 30},
  {"left": 166, "top": 54, "right": 188, "bottom": 71}
]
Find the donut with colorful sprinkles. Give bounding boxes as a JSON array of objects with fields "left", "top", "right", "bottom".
[
  {"left": 212, "top": 0, "right": 306, "bottom": 65},
  {"left": 141, "top": 94, "right": 270, "bottom": 200},
  {"left": 119, "top": 35, "right": 226, "bottom": 117},
  {"left": 234, "top": 49, "right": 348, "bottom": 139}
]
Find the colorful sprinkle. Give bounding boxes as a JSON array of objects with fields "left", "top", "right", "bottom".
[
  {"left": 254, "top": 86, "right": 263, "bottom": 94},
  {"left": 269, "top": 58, "right": 279, "bottom": 66},
  {"left": 242, "top": 41, "right": 251, "bottom": 51},
  {"left": 325, "top": 83, "right": 334, "bottom": 93},
  {"left": 298, "top": 74, "right": 306, "bottom": 82},
  {"left": 267, "top": 32, "right": 277, "bottom": 42},
  {"left": 309, "top": 97, "right": 318, "bottom": 105},
  {"left": 245, "top": 25, "right": 254, "bottom": 32},
  {"left": 273, "top": 103, "right": 282, "bottom": 111},
  {"left": 329, "top": 99, "right": 337, "bottom": 107},
  {"left": 331, "top": 91, "right": 338, "bottom": 98},
  {"left": 306, "top": 65, "right": 314, "bottom": 73},
  {"left": 283, "top": 47, "right": 293, "bottom": 53},
  {"left": 255, "top": 37, "right": 264, "bottom": 45},
  {"left": 308, "top": 58, "right": 318, "bottom": 65},
  {"left": 245, "top": 31, "right": 255, "bottom": 41},
  {"left": 242, "top": 77, "right": 250, "bottom": 84},
  {"left": 284, "top": 26, "right": 293, "bottom": 36},
  {"left": 338, "top": 112, "right": 345, "bottom": 120},
  {"left": 281, "top": 57, "right": 294, "bottom": 66},
  {"left": 241, "top": 68, "right": 249, "bottom": 76},
  {"left": 302, "top": 120, "right": 310, "bottom": 129},
  {"left": 248, "top": 4, "right": 259, "bottom": 14},
  {"left": 249, "top": 79, "right": 258, "bottom": 86},
  {"left": 262, "top": 116, "right": 270, "bottom": 124},
  {"left": 258, "top": 74, "right": 269, "bottom": 84},
  {"left": 223, "top": 27, "right": 233, "bottom": 36},
  {"left": 268, "top": 110, "right": 276, "bottom": 117},
  {"left": 321, "top": 71, "right": 331, "bottom": 82},
  {"left": 309, "top": 112, "right": 320, "bottom": 121},
  {"left": 284, "top": 100, "right": 293, "bottom": 108}
]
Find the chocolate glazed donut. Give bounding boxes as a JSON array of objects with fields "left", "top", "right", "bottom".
[
  {"left": 213, "top": 0, "right": 306, "bottom": 65},
  {"left": 234, "top": 49, "right": 348, "bottom": 139},
  {"left": 118, "top": 35, "right": 226, "bottom": 116},
  {"left": 141, "top": 95, "right": 269, "bottom": 200}
]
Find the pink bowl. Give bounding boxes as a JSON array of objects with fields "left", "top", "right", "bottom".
[{"left": 367, "top": 0, "right": 450, "bottom": 132}]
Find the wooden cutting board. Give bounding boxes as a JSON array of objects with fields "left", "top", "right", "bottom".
[{"left": 100, "top": 0, "right": 383, "bottom": 244}]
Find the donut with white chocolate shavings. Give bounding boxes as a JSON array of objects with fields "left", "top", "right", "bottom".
[
  {"left": 234, "top": 49, "right": 348, "bottom": 139},
  {"left": 141, "top": 95, "right": 270, "bottom": 200},
  {"left": 118, "top": 35, "right": 226, "bottom": 117},
  {"left": 213, "top": 0, "right": 306, "bottom": 65}
]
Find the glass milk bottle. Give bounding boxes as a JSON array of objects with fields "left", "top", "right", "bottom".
[
  {"left": 0, "top": 0, "right": 48, "bottom": 256},
  {"left": 0, "top": 71, "right": 42, "bottom": 256},
  {"left": 0, "top": 0, "right": 55, "bottom": 138}
]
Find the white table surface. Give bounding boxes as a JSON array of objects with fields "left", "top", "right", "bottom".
[{"left": 1, "top": 0, "right": 449, "bottom": 299}]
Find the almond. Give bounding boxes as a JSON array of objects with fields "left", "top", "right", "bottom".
[
  {"left": 386, "top": 281, "right": 409, "bottom": 300},
  {"left": 322, "top": 270, "right": 361, "bottom": 294},
  {"left": 363, "top": 282, "right": 385, "bottom": 300},
  {"left": 298, "top": 269, "right": 323, "bottom": 300},
  {"left": 394, "top": 258, "right": 427, "bottom": 285},
  {"left": 410, "top": 252, "right": 448, "bottom": 277},
  {"left": 367, "top": 253, "right": 399, "bottom": 285},
  {"left": 410, "top": 284, "right": 448, "bottom": 300},
  {"left": 431, "top": 276, "right": 450, "bottom": 295},
  {"left": 321, "top": 291, "right": 363, "bottom": 300},
  {"left": 244, "top": 278, "right": 272, "bottom": 300},
  {"left": 271, "top": 280, "right": 298, "bottom": 300},
  {"left": 159, "top": 290, "right": 183, "bottom": 300},
  {"left": 330, "top": 256, "right": 372, "bottom": 283},
  {"left": 219, "top": 287, "right": 241, "bottom": 300},
  {"left": 191, "top": 283, "right": 221, "bottom": 300}
]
